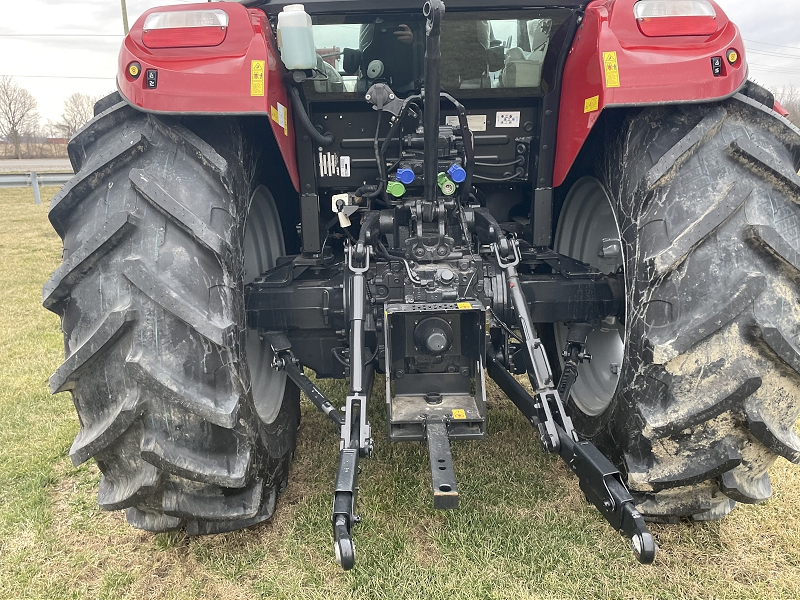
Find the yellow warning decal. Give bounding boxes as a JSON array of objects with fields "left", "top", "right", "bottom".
[
  {"left": 452, "top": 409, "right": 466, "bottom": 420},
  {"left": 584, "top": 95, "right": 600, "bottom": 113},
  {"left": 251, "top": 60, "right": 265, "bottom": 97},
  {"left": 457, "top": 302, "right": 471, "bottom": 310},
  {"left": 603, "top": 52, "right": 620, "bottom": 88},
  {"left": 271, "top": 103, "right": 289, "bottom": 136}
]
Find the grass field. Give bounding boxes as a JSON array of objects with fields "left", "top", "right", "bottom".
[{"left": 1, "top": 186, "right": 799, "bottom": 599}]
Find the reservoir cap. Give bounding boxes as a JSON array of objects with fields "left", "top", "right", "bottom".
[
  {"left": 396, "top": 167, "right": 416, "bottom": 184},
  {"left": 386, "top": 180, "right": 406, "bottom": 197},
  {"left": 447, "top": 163, "right": 466, "bottom": 183}
]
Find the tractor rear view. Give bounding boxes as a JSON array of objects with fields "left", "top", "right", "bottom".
[{"left": 44, "top": 0, "right": 800, "bottom": 568}]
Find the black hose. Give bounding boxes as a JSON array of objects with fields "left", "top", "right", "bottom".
[
  {"left": 355, "top": 184, "right": 379, "bottom": 199},
  {"left": 372, "top": 113, "right": 389, "bottom": 204},
  {"left": 288, "top": 86, "right": 334, "bottom": 147},
  {"left": 474, "top": 157, "right": 524, "bottom": 168},
  {"left": 440, "top": 92, "right": 474, "bottom": 204},
  {"left": 473, "top": 168, "right": 525, "bottom": 182}
]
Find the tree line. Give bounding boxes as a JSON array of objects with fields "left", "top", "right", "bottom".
[{"left": 0, "top": 76, "right": 106, "bottom": 160}]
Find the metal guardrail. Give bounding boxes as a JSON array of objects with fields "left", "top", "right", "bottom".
[
  {"left": 0, "top": 171, "right": 73, "bottom": 204},
  {"left": 0, "top": 172, "right": 73, "bottom": 188}
]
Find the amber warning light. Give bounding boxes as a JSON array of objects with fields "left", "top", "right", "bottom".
[
  {"left": 633, "top": 0, "right": 718, "bottom": 37},
  {"left": 142, "top": 9, "right": 229, "bottom": 49}
]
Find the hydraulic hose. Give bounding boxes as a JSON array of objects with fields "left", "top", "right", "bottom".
[{"left": 288, "top": 86, "right": 334, "bottom": 147}]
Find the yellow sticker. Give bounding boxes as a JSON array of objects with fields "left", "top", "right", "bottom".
[
  {"left": 251, "top": 60, "right": 265, "bottom": 97},
  {"left": 584, "top": 95, "right": 600, "bottom": 113},
  {"left": 278, "top": 102, "right": 288, "bottom": 136},
  {"left": 603, "top": 51, "right": 620, "bottom": 88},
  {"left": 270, "top": 103, "right": 288, "bottom": 136},
  {"left": 457, "top": 302, "right": 471, "bottom": 310},
  {"left": 452, "top": 409, "right": 466, "bottom": 420}
]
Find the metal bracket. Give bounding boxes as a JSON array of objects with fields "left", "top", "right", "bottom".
[
  {"left": 425, "top": 419, "right": 459, "bottom": 509},
  {"left": 341, "top": 392, "right": 372, "bottom": 455},
  {"left": 332, "top": 446, "right": 359, "bottom": 570},
  {"left": 346, "top": 243, "right": 370, "bottom": 274}
]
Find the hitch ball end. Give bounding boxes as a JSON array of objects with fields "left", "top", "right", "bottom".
[
  {"left": 631, "top": 531, "right": 657, "bottom": 564},
  {"left": 334, "top": 537, "right": 356, "bottom": 570}
]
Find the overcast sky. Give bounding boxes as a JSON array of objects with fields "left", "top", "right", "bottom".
[{"left": 1, "top": 0, "right": 798, "bottom": 125}]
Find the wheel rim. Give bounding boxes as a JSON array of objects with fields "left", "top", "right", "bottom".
[
  {"left": 554, "top": 177, "right": 625, "bottom": 417},
  {"left": 244, "top": 185, "right": 287, "bottom": 425}
]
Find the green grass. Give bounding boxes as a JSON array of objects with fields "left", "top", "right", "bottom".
[{"left": 1, "top": 185, "right": 799, "bottom": 599}]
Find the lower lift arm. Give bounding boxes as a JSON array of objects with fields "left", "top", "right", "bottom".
[
  {"left": 489, "top": 239, "right": 656, "bottom": 564},
  {"left": 265, "top": 242, "right": 374, "bottom": 570}
]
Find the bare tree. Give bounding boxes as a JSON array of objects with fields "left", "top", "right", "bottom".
[
  {"left": 775, "top": 85, "right": 800, "bottom": 128},
  {"left": 56, "top": 93, "right": 97, "bottom": 139},
  {"left": 0, "top": 76, "right": 39, "bottom": 159},
  {"left": 23, "top": 121, "right": 46, "bottom": 159}
]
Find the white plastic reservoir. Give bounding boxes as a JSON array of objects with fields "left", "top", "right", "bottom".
[{"left": 277, "top": 4, "right": 317, "bottom": 70}]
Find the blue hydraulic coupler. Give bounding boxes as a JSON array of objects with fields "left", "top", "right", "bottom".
[
  {"left": 396, "top": 167, "right": 416, "bottom": 185},
  {"left": 447, "top": 163, "right": 466, "bottom": 184}
]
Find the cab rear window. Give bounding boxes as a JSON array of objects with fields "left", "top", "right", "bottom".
[{"left": 307, "top": 9, "right": 571, "bottom": 98}]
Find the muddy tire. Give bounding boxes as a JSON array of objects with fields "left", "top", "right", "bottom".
[
  {"left": 43, "top": 96, "right": 299, "bottom": 533},
  {"left": 557, "top": 92, "right": 800, "bottom": 521}
]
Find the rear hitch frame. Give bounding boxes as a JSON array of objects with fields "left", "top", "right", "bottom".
[{"left": 489, "top": 237, "right": 657, "bottom": 564}]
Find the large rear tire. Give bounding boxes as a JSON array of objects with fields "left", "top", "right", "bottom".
[
  {"left": 556, "top": 92, "right": 800, "bottom": 521},
  {"left": 43, "top": 96, "right": 299, "bottom": 533}
]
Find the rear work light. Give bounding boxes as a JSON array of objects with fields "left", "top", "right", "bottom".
[
  {"left": 634, "top": 0, "right": 717, "bottom": 37},
  {"left": 142, "top": 9, "right": 229, "bottom": 49}
]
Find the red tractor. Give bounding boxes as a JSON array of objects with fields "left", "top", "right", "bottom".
[{"left": 43, "top": 0, "right": 800, "bottom": 568}]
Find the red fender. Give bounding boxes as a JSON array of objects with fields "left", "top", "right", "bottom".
[
  {"left": 554, "top": 0, "right": 747, "bottom": 188},
  {"left": 117, "top": 3, "right": 299, "bottom": 191}
]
